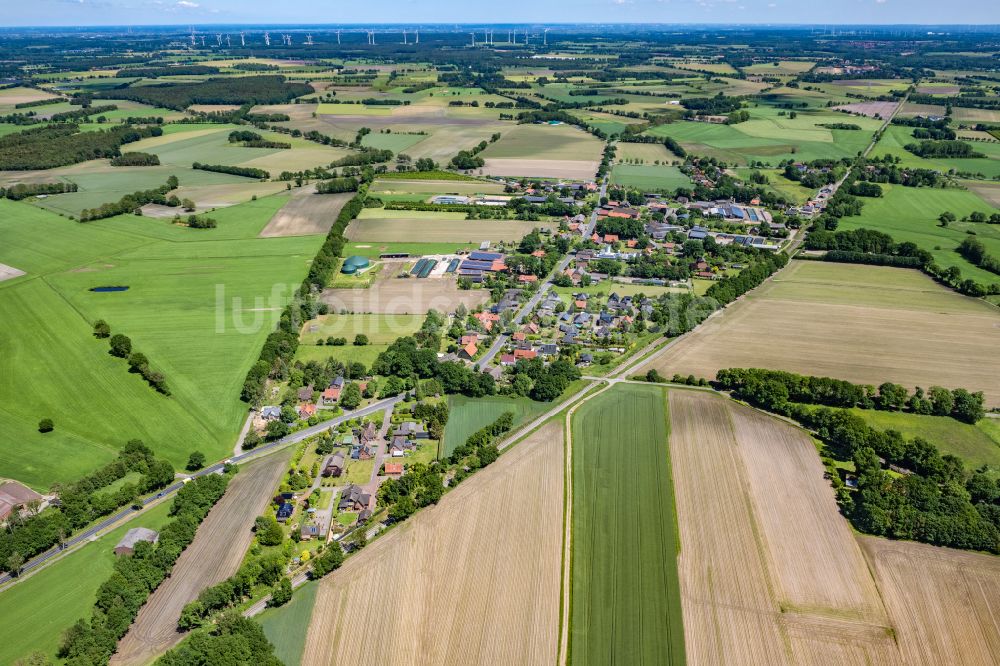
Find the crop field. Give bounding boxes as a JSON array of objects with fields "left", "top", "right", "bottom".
[
  {"left": 846, "top": 409, "right": 1000, "bottom": 474},
  {"left": 0, "top": 500, "right": 174, "bottom": 665},
  {"left": 321, "top": 267, "right": 488, "bottom": 315},
  {"left": 111, "top": 453, "right": 290, "bottom": 665},
  {"left": 742, "top": 60, "right": 817, "bottom": 76},
  {"left": 859, "top": 536, "right": 1000, "bottom": 665},
  {"left": 260, "top": 187, "right": 351, "bottom": 237},
  {"left": 478, "top": 123, "right": 603, "bottom": 180},
  {"left": 347, "top": 212, "right": 551, "bottom": 243},
  {"left": 570, "top": 383, "right": 685, "bottom": 666},
  {"left": 302, "top": 421, "right": 564, "bottom": 666},
  {"left": 830, "top": 100, "right": 899, "bottom": 118},
  {"left": 645, "top": 106, "right": 880, "bottom": 165},
  {"left": 0, "top": 198, "right": 321, "bottom": 487},
  {"left": 340, "top": 240, "right": 479, "bottom": 258},
  {"left": 611, "top": 164, "right": 692, "bottom": 191},
  {"left": 952, "top": 106, "right": 1000, "bottom": 124},
  {"left": 260, "top": 581, "right": 320, "bottom": 666},
  {"left": 0, "top": 86, "right": 60, "bottom": 109},
  {"left": 360, "top": 131, "right": 428, "bottom": 152},
  {"left": 669, "top": 390, "right": 901, "bottom": 665},
  {"left": 650, "top": 261, "right": 1000, "bottom": 404},
  {"left": 441, "top": 394, "right": 553, "bottom": 457},
  {"left": 967, "top": 180, "right": 1000, "bottom": 208},
  {"left": 836, "top": 183, "right": 1000, "bottom": 285},
  {"left": 369, "top": 177, "right": 506, "bottom": 198},
  {"left": 872, "top": 125, "right": 1000, "bottom": 179}
]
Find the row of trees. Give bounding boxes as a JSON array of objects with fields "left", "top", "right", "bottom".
[
  {"left": 101, "top": 322, "right": 171, "bottom": 394},
  {"left": 958, "top": 237, "right": 1000, "bottom": 276},
  {"left": 0, "top": 181, "right": 78, "bottom": 200},
  {"left": 192, "top": 162, "right": 269, "bottom": 179},
  {"left": 101, "top": 75, "right": 311, "bottom": 110},
  {"left": 79, "top": 175, "right": 179, "bottom": 222},
  {"left": 59, "top": 473, "right": 233, "bottom": 664},
  {"left": 1, "top": 440, "right": 174, "bottom": 573},
  {"left": 716, "top": 368, "right": 986, "bottom": 423},
  {"left": 110, "top": 151, "right": 160, "bottom": 167}
]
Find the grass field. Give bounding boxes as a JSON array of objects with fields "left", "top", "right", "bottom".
[
  {"left": 259, "top": 580, "right": 320, "bottom": 666},
  {"left": 836, "top": 183, "right": 1000, "bottom": 287},
  {"left": 649, "top": 261, "right": 1000, "bottom": 405},
  {"left": 610, "top": 164, "right": 692, "bottom": 191},
  {"left": 297, "top": 312, "right": 423, "bottom": 368},
  {"left": 645, "top": 106, "right": 880, "bottom": 165},
  {"left": 847, "top": 409, "right": 1000, "bottom": 474},
  {"left": 669, "top": 390, "right": 900, "bottom": 665},
  {"left": 570, "top": 383, "right": 685, "bottom": 666},
  {"left": 360, "top": 131, "right": 428, "bottom": 152},
  {"left": 872, "top": 125, "right": 1000, "bottom": 179},
  {"left": 480, "top": 123, "right": 603, "bottom": 161},
  {"left": 302, "top": 421, "right": 564, "bottom": 665},
  {"left": 0, "top": 198, "right": 321, "bottom": 488},
  {"left": 0, "top": 500, "right": 174, "bottom": 665},
  {"left": 441, "top": 394, "right": 553, "bottom": 458}
]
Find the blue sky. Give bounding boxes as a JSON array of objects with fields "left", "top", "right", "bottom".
[{"left": 6, "top": 0, "right": 999, "bottom": 26}]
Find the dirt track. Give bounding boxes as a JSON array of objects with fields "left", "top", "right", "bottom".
[
  {"left": 110, "top": 453, "right": 290, "bottom": 665},
  {"left": 259, "top": 187, "right": 351, "bottom": 237},
  {"left": 302, "top": 421, "right": 564, "bottom": 666}
]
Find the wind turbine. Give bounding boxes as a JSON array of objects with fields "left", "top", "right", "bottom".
[
  {"left": 470, "top": 32, "right": 476, "bottom": 47},
  {"left": 305, "top": 34, "right": 314, "bottom": 45},
  {"left": 544, "top": 28, "right": 550, "bottom": 46},
  {"left": 336, "top": 30, "right": 342, "bottom": 44},
  {"left": 216, "top": 34, "right": 222, "bottom": 47},
  {"left": 415, "top": 29, "right": 419, "bottom": 44},
  {"left": 226, "top": 35, "right": 231, "bottom": 47},
  {"left": 264, "top": 32, "right": 271, "bottom": 46},
  {"left": 200, "top": 35, "right": 205, "bottom": 47},
  {"left": 402, "top": 29, "right": 408, "bottom": 45},
  {"left": 240, "top": 32, "right": 245, "bottom": 47},
  {"left": 189, "top": 26, "right": 196, "bottom": 47}
]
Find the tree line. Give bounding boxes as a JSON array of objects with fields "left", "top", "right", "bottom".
[
  {"left": 99, "top": 75, "right": 311, "bottom": 111},
  {"left": 0, "top": 181, "right": 78, "bottom": 200},
  {"left": 0, "top": 123, "right": 162, "bottom": 170},
  {"left": 57, "top": 472, "right": 233, "bottom": 665},
  {"left": 79, "top": 175, "right": 178, "bottom": 222},
  {"left": 192, "top": 162, "right": 269, "bottom": 179}
]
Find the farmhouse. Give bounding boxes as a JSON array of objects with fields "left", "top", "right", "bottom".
[
  {"left": 114, "top": 527, "right": 159, "bottom": 556},
  {"left": 0, "top": 481, "right": 42, "bottom": 523}
]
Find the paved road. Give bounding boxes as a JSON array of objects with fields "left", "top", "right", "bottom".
[
  {"left": 477, "top": 170, "right": 611, "bottom": 370},
  {"left": 0, "top": 395, "right": 404, "bottom": 586}
]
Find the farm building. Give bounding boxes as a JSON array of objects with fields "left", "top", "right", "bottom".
[
  {"left": 340, "top": 256, "right": 371, "bottom": 274},
  {"left": 0, "top": 481, "right": 42, "bottom": 523},
  {"left": 114, "top": 527, "right": 159, "bottom": 556}
]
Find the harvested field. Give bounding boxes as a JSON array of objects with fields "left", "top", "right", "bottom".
[
  {"left": 480, "top": 158, "right": 599, "bottom": 180},
  {"left": 968, "top": 180, "right": 1000, "bottom": 208},
  {"left": 321, "top": 273, "right": 488, "bottom": 314},
  {"left": 0, "top": 86, "right": 60, "bottom": 107},
  {"left": 346, "top": 216, "right": 551, "bottom": 243},
  {"left": 831, "top": 101, "right": 899, "bottom": 118},
  {"left": 648, "top": 261, "right": 1000, "bottom": 404},
  {"left": 952, "top": 107, "right": 1000, "bottom": 124},
  {"left": 859, "top": 536, "right": 1000, "bottom": 665},
  {"left": 302, "top": 421, "right": 564, "bottom": 666},
  {"left": 915, "top": 85, "right": 961, "bottom": 95},
  {"left": 669, "top": 390, "right": 901, "bottom": 665},
  {"left": 259, "top": 187, "right": 351, "bottom": 237},
  {"left": 0, "top": 262, "right": 25, "bottom": 282},
  {"left": 110, "top": 453, "right": 290, "bottom": 665}
]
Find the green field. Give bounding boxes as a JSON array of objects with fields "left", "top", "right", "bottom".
[
  {"left": 836, "top": 184, "right": 1000, "bottom": 287},
  {"left": 610, "top": 164, "right": 692, "bottom": 191},
  {"left": 360, "top": 131, "right": 428, "bottom": 153},
  {"left": 259, "top": 580, "right": 319, "bottom": 665},
  {"left": 0, "top": 500, "right": 175, "bottom": 665},
  {"left": 440, "top": 394, "right": 552, "bottom": 458},
  {"left": 646, "top": 105, "right": 880, "bottom": 165},
  {"left": 570, "top": 383, "right": 685, "bottom": 666},
  {"left": 341, "top": 241, "right": 478, "bottom": 258},
  {"left": 872, "top": 125, "right": 1000, "bottom": 179},
  {"left": 849, "top": 409, "right": 1000, "bottom": 475},
  {"left": 479, "top": 123, "right": 604, "bottom": 161},
  {"left": 0, "top": 198, "right": 321, "bottom": 488}
]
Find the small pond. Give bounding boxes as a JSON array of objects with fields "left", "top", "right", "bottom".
[{"left": 89, "top": 286, "right": 130, "bottom": 292}]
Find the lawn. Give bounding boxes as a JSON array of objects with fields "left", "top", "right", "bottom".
[
  {"left": 0, "top": 199, "right": 322, "bottom": 488},
  {"left": 440, "top": 394, "right": 553, "bottom": 458},
  {"left": 259, "top": 579, "right": 319, "bottom": 666},
  {"left": 610, "top": 164, "right": 692, "bottom": 191},
  {"left": 848, "top": 409, "right": 1000, "bottom": 475},
  {"left": 836, "top": 183, "right": 1000, "bottom": 288},
  {"left": 570, "top": 383, "right": 685, "bottom": 665},
  {"left": 0, "top": 499, "right": 175, "bottom": 665}
]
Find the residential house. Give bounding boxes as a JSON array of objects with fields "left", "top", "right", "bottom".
[
  {"left": 260, "top": 406, "right": 281, "bottom": 420},
  {"left": 300, "top": 522, "right": 322, "bottom": 541},
  {"left": 357, "top": 421, "right": 377, "bottom": 445},
  {"left": 322, "top": 451, "right": 346, "bottom": 478},
  {"left": 114, "top": 527, "right": 159, "bottom": 556},
  {"left": 383, "top": 462, "right": 405, "bottom": 477},
  {"left": 322, "top": 385, "right": 341, "bottom": 404},
  {"left": 297, "top": 385, "right": 314, "bottom": 402},
  {"left": 500, "top": 353, "right": 517, "bottom": 366},
  {"left": 338, "top": 485, "right": 372, "bottom": 512},
  {"left": 458, "top": 342, "right": 478, "bottom": 361},
  {"left": 276, "top": 502, "right": 294, "bottom": 522},
  {"left": 514, "top": 349, "right": 537, "bottom": 360},
  {"left": 298, "top": 403, "right": 317, "bottom": 419},
  {"left": 351, "top": 442, "right": 374, "bottom": 460}
]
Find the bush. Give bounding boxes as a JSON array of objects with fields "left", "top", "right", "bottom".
[
  {"left": 186, "top": 451, "right": 206, "bottom": 471},
  {"left": 92, "top": 319, "right": 111, "bottom": 338},
  {"left": 38, "top": 418, "right": 54, "bottom": 433}
]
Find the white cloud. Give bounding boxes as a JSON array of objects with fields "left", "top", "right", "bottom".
[{"left": 177, "top": 0, "right": 198, "bottom": 6}]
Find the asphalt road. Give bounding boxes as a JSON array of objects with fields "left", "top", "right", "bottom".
[
  {"left": 477, "top": 170, "right": 611, "bottom": 370},
  {"left": 0, "top": 395, "right": 404, "bottom": 586}
]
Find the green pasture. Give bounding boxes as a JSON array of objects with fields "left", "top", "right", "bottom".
[
  {"left": 360, "top": 132, "right": 428, "bottom": 153},
  {"left": 0, "top": 199, "right": 322, "bottom": 488},
  {"left": 0, "top": 499, "right": 175, "bottom": 665},
  {"left": 259, "top": 580, "right": 319, "bottom": 666},
  {"left": 836, "top": 184, "right": 1000, "bottom": 287},
  {"left": 299, "top": 313, "right": 424, "bottom": 346},
  {"left": 872, "top": 125, "right": 1000, "bottom": 179},
  {"left": 570, "top": 383, "right": 685, "bottom": 665},
  {"left": 610, "top": 164, "right": 692, "bottom": 191},
  {"left": 479, "top": 123, "right": 604, "bottom": 161},
  {"left": 440, "top": 394, "right": 552, "bottom": 458}
]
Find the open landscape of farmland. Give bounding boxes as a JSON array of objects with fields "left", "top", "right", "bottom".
[
  {"left": 569, "top": 383, "right": 685, "bottom": 666},
  {"left": 479, "top": 122, "right": 603, "bottom": 179},
  {"left": 302, "top": 420, "right": 564, "bottom": 666},
  {"left": 650, "top": 261, "right": 1000, "bottom": 404},
  {"left": 346, "top": 209, "right": 553, "bottom": 243},
  {"left": 669, "top": 390, "right": 901, "bottom": 665},
  {"left": 871, "top": 125, "right": 1000, "bottom": 179},
  {"left": 321, "top": 269, "right": 488, "bottom": 314}
]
